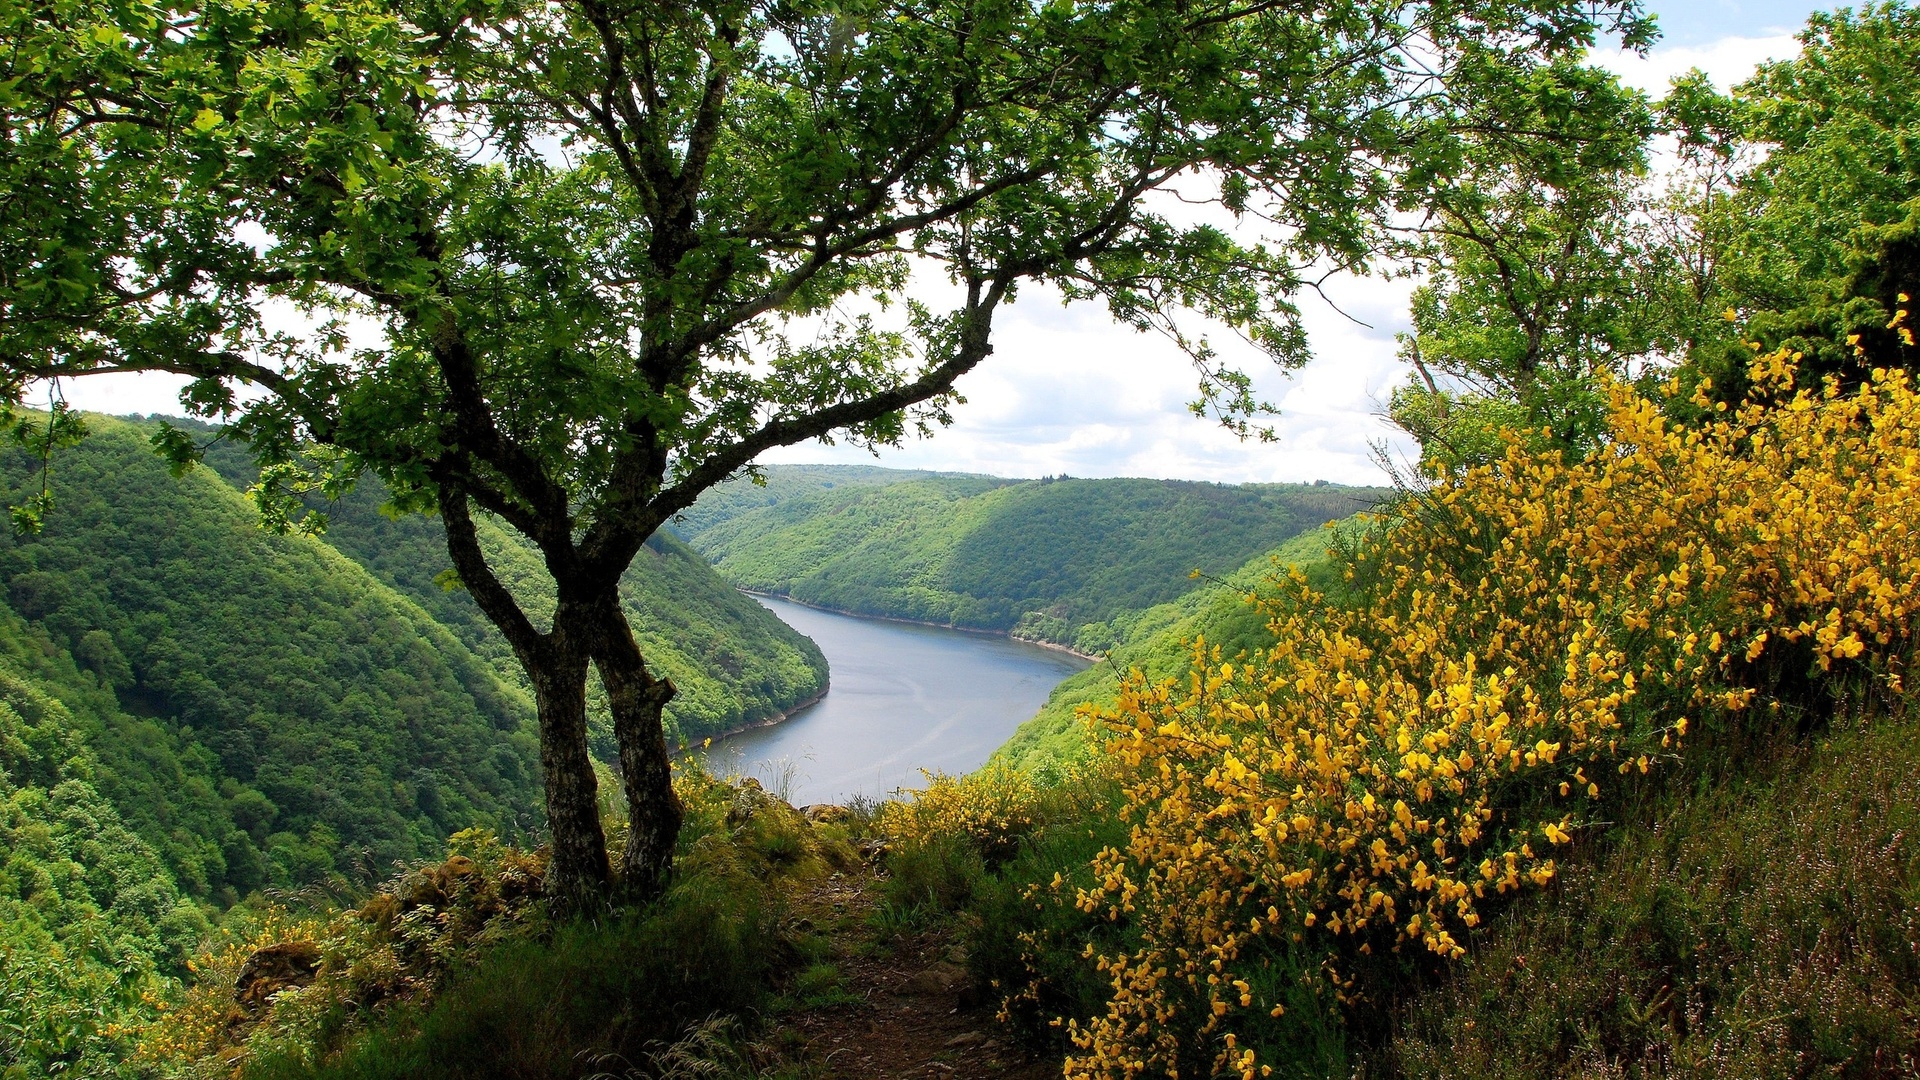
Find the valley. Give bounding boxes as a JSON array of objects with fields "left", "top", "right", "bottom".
[
  {"left": 693, "top": 594, "right": 1090, "bottom": 806},
  {"left": 0, "top": 436, "right": 1370, "bottom": 1077},
  {"left": 675, "top": 467, "right": 1384, "bottom": 654},
  {"left": 6, "top": 2, "right": 1919, "bottom": 1077}
]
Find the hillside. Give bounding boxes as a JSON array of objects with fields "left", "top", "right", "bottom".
[
  {"left": 681, "top": 468, "right": 1383, "bottom": 652},
  {"left": 0, "top": 628, "right": 206, "bottom": 1074},
  {"left": 189, "top": 431, "right": 830, "bottom": 750},
  {"left": 1384, "top": 705, "right": 1920, "bottom": 1076},
  {"left": 994, "top": 522, "right": 1361, "bottom": 775},
  {"left": 0, "top": 417, "right": 545, "bottom": 899},
  {"left": 667, "top": 463, "right": 993, "bottom": 538}
]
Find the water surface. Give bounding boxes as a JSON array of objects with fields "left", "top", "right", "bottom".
[{"left": 691, "top": 595, "right": 1090, "bottom": 806}]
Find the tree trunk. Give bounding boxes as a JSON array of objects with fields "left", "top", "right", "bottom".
[
  {"left": 590, "top": 596, "right": 682, "bottom": 900},
  {"left": 528, "top": 611, "right": 613, "bottom": 912},
  {"left": 435, "top": 491, "right": 681, "bottom": 906}
]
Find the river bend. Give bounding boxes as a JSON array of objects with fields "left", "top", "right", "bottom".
[{"left": 690, "top": 595, "right": 1090, "bottom": 806}]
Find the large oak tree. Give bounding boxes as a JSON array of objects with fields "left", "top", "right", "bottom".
[{"left": 0, "top": 0, "right": 1648, "bottom": 906}]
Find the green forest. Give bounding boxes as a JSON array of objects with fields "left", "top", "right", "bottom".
[
  {"left": 187, "top": 427, "right": 830, "bottom": 756},
  {"left": 4, "top": 0, "right": 1920, "bottom": 1078},
  {"left": 0, "top": 417, "right": 828, "bottom": 1075},
  {"left": 681, "top": 472, "right": 1382, "bottom": 652},
  {"left": 0, "top": 418, "right": 543, "bottom": 899}
]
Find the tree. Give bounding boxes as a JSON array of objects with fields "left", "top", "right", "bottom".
[
  {"left": 0, "top": 0, "right": 1650, "bottom": 906},
  {"left": 1701, "top": 3, "right": 1920, "bottom": 391},
  {"left": 1386, "top": 59, "right": 1675, "bottom": 469}
]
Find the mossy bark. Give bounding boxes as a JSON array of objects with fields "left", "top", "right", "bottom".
[
  {"left": 591, "top": 595, "right": 682, "bottom": 900},
  {"left": 527, "top": 633, "right": 612, "bottom": 913}
]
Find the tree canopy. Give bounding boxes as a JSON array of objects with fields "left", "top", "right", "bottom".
[
  {"left": 1, "top": 0, "right": 1652, "bottom": 902},
  {"left": 1391, "top": 2, "right": 1920, "bottom": 472}
]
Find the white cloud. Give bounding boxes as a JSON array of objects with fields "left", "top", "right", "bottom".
[
  {"left": 763, "top": 273, "right": 1418, "bottom": 486},
  {"left": 32, "top": 371, "right": 193, "bottom": 419},
  {"left": 1603, "top": 32, "right": 1801, "bottom": 95}
]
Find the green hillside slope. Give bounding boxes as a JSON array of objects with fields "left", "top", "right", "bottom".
[
  {"left": 667, "top": 463, "right": 991, "bottom": 538},
  {"left": 0, "top": 417, "right": 543, "bottom": 896},
  {"left": 995, "top": 522, "right": 1359, "bottom": 774},
  {"left": 683, "top": 469, "right": 1382, "bottom": 652},
  {"left": 1386, "top": 706, "right": 1920, "bottom": 1077},
  {"left": 0, "top": 635, "right": 202, "bottom": 1074},
  {"left": 191, "top": 436, "right": 829, "bottom": 750}
]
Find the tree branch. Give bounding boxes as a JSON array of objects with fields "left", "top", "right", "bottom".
[{"left": 435, "top": 477, "right": 547, "bottom": 669}]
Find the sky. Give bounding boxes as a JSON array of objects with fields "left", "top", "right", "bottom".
[{"left": 48, "top": 0, "right": 1837, "bottom": 486}]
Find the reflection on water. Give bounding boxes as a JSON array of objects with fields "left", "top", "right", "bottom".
[{"left": 688, "top": 595, "right": 1091, "bottom": 806}]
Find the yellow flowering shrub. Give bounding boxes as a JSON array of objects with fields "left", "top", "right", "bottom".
[
  {"left": 1059, "top": 356, "right": 1920, "bottom": 1079},
  {"left": 130, "top": 905, "right": 346, "bottom": 1075},
  {"left": 880, "top": 762, "right": 1050, "bottom": 865}
]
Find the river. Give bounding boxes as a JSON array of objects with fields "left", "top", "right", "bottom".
[{"left": 689, "top": 595, "right": 1092, "bottom": 806}]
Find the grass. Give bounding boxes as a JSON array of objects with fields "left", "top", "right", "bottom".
[
  {"left": 1379, "top": 703, "right": 1920, "bottom": 1079},
  {"left": 241, "top": 870, "right": 784, "bottom": 1080},
  {"left": 213, "top": 771, "right": 847, "bottom": 1080}
]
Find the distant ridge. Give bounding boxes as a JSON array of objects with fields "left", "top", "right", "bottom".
[{"left": 678, "top": 464, "right": 1385, "bottom": 654}]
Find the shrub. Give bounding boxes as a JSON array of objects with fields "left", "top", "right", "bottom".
[
  {"left": 880, "top": 762, "right": 1050, "bottom": 869},
  {"left": 1038, "top": 354, "right": 1920, "bottom": 1079},
  {"left": 1386, "top": 708, "right": 1920, "bottom": 1078}
]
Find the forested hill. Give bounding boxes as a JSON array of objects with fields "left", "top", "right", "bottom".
[
  {"left": 677, "top": 466, "right": 1384, "bottom": 652},
  {"left": 0, "top": 416, "right": 542, "bottom": 903},
  {"left": 996, "top": 522, "right": 1360, "bottom": 774},
  {"left": 666, "top": 462, "right": 995, "bottom": 537},
  {"left": 190, "top": 433, "right": 829, "bottom": 756},
  {"left": 0, "top": 415, "right": 830, "bottom": 908}
]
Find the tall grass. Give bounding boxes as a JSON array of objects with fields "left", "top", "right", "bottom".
[
  {"left": 1385, "top": 704, "right": 1920, "bottom": 1078},
  {"left": 243, "top": 870, "right": 782, "bottom": 1080}
]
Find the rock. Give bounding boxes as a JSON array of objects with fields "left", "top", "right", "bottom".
[
  {"left": 358, "top": 892, "right": 401, "bottom": 934},
  {"left": 903, "top": 961, "right": 969, "bottom": 996},
  {"left": 802, "top": 803, "right": 853, "bottom": 824},
  {"left": 944, "top": 1031, "right": 987, "bottom": 1048},
  {"left": 726, "top": 777, "right": 772, "bottom": 825},
  {"left": 234, "top": 940, "right": 322, "bottom": 1011},
  {"left": 857, "top": 837, "right": 891, "bottom": 861}
]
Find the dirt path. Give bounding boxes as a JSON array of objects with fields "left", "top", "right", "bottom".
[{"left": 781, "top": 870, "right": 1060, "bottom": 1080}]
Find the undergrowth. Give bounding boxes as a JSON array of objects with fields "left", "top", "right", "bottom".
[
  {"left": 1386, "top": 704, "right": 1920, "bottom": 1078},
  {"left": 137, "top": 767, "right": 854, "bottom": 1080}
]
